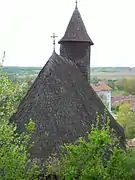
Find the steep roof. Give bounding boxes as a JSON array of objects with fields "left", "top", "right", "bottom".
[
  {"left": 59, "top": 7, "right": 94, "bottom": 44},
  {"left": 92, "top": 81, "right": 112, "bottom": 92},
  {"left": 11, "top": 52, "right": 124, "bottom": 162}
]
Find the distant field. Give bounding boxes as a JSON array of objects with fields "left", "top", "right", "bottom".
[
  {"left": 91, "top": 72, "right": 135, "bottom": 80},
  {"left": 1, "top": 66, "right": 41, "bottom": 77},
  {"left": 1, "top": 66, "right": 135, "bottom": 80}
]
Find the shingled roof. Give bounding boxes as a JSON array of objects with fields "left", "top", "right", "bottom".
[
  {"left": 59, "top": 6, "right": 94, "bottom": 44},
  {"left": 92, "top": 81, "right": 112, "bottom": 92},
  {"left": 11, "top": 52, "right": 125, "bottom": 162},
  {"left": 10, "top": 2, "right": 125, "bottom": 164}
]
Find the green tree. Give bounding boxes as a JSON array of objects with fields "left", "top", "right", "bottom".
[
  {"left": 124, "top": 79, "right": 128, "bottom": 93},
  {"left": 91, "top": 76, "right": 99, "bottom": 84},
  {"left": 0, "top": 119, "right": 39, "bottom": 180},
  {"left": 0, "top": 73, "right": 39, "bottom": 179},
  {"left": 0, "top": 73, "right": 28, "bottom": 120},
  {"left": 115, "top": 78, "right": 125, "bottom": 91},
  {"left": 107, "top": 80, "right": 115, "bottom": 90},
  {"left": 46, "top": 120, "right": 134, "bottom": 180},
  {"left": 117, "top": 104, "right": 135, "bottom": 139},
  {"left": 117, "top": 78, "right": 135, "bottom": 95},
  {"left": 126, "top": 79, "right": 135, "bottom": 95}
]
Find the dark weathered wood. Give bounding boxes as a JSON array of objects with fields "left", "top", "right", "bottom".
[
  {"left": 11, "top": 52, "right": 125, "bottom": 162},
  {"left": 58, "top": 7, "right": 94, "bottom": 44},
  {"left": 59, "top": 6, "right": 93, "bottom": 81},
  {"left": 10, "top": 5, "right": 125, "bottom": 165}
]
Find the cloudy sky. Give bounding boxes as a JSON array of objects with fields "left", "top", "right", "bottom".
[{"left": 0, "top": 0, "right": 135, "bottom": 67}]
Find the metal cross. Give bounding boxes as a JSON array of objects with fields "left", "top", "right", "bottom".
[{"left": 50, "top": 33, "right": 58, "bottom": 51}]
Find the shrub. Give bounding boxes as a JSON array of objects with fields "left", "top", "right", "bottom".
[
  {"left": 0, "top": 73, "right": 39, "bottom": 179},
  {"left": 0, "top": 118, "right": 40, "bottom": 180},
  {"left": 117, "top": 104, "right": 135, "bottom": 139},
  {"left": 46, "top": 121, "right": 134, "bottom": 180},
  {"left": 0, "top": 73, "right": 28, "bottom": 120},
  {"left": 111, "top": 105, "right": 119, "bottom": 114}
]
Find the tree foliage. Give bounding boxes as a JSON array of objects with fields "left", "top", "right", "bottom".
[
  {"left": 46, "top": 121, "right": 134, "bottom": 180},
  {"left": 0, "top": 119, "right": 39, "bottom": 180},
  {"left": 125, "top": 79, "right": 135, "bottom": 95},
  {"left": 0, "top": 73, "right": 28, "bottom": 120},
  {"left": 114, "top": 78, "right": 135, "bottom": 95},
  {"left": 117, "top": 104, "right": 135, "bottom": 139},
  {"left": 107, "top": 79, "right": 116, "bottom": 90},
  {"left": 0, "top": 73, "right": 39, "bottom": 179}
]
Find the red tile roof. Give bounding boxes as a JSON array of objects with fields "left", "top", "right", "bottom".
[{"left": 92, "top": 81, "right": 112, "bottom": 92}]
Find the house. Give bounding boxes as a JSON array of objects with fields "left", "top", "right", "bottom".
[
  {"left": 112, "top": 94, "right": 135, "bottom": 112},
  {"left": 92, "top": 81, "right": 112, "bottom": 112},
  {"left": 10, "top": 3, "right": 125, "bottom": 163}
]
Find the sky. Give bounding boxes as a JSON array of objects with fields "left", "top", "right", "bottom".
[{"left": 0, "top": 0, "right": 135, "bottom": 67}]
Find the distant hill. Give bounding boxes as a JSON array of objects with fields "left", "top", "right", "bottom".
[
  {"left": 91, "top": 67, "right": 133, "bottom": 73},
  {"left": 1, "top": 66, "right": 135, "bottom": 79},
  {"left": 1, "top": 66, "right": 41, "bottom": 77},
  {"left": 91, "top": 67, "right": 135, "bottom": 79}
]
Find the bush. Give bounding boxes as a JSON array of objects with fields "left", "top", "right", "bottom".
[
  {"left": 0, "top": 73, "right": 28, "bottom": 120},
  {"left": 117, "top": 104, "right": 135, "bottom": 139},
  {"left": 46, "top": 121, "right": 134, "bottom": 180},
  {"left": 0, "top": 119, "right": 39, "bottom": 180},
  {"left": 0, "top": 73, "right": 39, "bottom": 179},
  {"left": 111, "top": 105, "right": 119, "bottom": 114}
]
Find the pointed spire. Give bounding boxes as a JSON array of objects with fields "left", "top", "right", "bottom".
[
  {"left": 75, "top": 0, "right": 78, "bottom": 9},
  {"left": 59, "top": 5, "right": 93, "bottom": 45}
]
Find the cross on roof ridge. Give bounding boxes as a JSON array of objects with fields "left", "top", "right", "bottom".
[{"left": 50, "top": 33, "right": 58, "bottom": 51}]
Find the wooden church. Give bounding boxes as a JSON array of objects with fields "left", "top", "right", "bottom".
[{"left": 11, "top": 2, "right": 125, "bottom": 163}]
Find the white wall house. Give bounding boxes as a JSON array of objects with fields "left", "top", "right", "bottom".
[{"left": 92, "top": 81, "right": 112, "bottom": 112}]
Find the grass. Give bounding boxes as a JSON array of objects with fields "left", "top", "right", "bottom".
[
  {"left": 112, "top": 90, "right": 124, "bottom": 94},
  {"left": 91, "top": 72, "right": 135, "bottom": 80},
  {"left": 112, "top": 90, "right": 130, "bottom": 97}
]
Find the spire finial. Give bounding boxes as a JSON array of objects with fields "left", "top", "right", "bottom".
[
  {"left": 50, "top": 33, "right": 58, "bottom": 51},
  {"left": 75, "top": 0, "right": 78, "bottom": 8}
]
